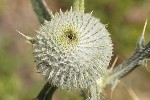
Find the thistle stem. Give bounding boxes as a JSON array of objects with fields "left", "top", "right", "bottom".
[
  {"left": 110, "top": 41, "right": 150, "bottom": 81},
  {"left": 31, "top": 0, "right": 52, "bottom": 24},
  {"left": 73, "top": 0, "right": 80, "bottom": 11},
  {"left": 34, "top": 82, "right": 57, "bottom": 100},
  {"left": 73, "top": 0, "right": 84, "bottom": 12},
  {"left": 80, "top": 0, "right": 84, "bottom": 12}
]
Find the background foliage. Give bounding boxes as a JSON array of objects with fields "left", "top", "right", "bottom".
[{"left": 0, "top": 0, "right": 150, "bottom": 100}]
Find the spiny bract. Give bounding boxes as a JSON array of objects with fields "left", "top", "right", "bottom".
[{"left": 33, "top": 9, "right": 113, "bottom": 89}]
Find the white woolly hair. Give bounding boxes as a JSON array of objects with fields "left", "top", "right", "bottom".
[{"left": 33, "top": 9, "right": 113, "bottom": 89}]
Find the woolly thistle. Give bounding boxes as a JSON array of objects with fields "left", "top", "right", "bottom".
[
  {"left": 19, "top": 0, "right": 150, "bottom": 100},
  {"left": 32, "top": 8, "right": 113, "bottom": 90}
]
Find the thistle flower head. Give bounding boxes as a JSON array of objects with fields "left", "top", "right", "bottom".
[{"left": 33, "top": 9, "right": 113, "bottom": 89}]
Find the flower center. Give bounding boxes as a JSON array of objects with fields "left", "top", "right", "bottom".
[
  {"left": 58, "top": 28, "right": 79, "bottom": 49},
  {"left": 65, "top": 30, "right": 76, "bottom": 40}
]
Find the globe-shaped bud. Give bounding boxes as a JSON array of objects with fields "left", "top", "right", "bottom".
[{"left": 33, "top": 9, "right": 113, "bottom": 89}]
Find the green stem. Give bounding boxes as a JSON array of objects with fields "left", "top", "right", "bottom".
[
  {"left": 34, "top": 82, "right": 57, "bottom": 100},
  {"left": 106, "top": 41, "right": 150, "bottom": 87},
  {"left": 73, "top": 0, "right": 84, "bottom": 12},
  {"left": 31, "top": 0, "right": 53, "bottom": 24},
  {"left": 73, "top": 0, "right": 79, "bottom": 11},
  {"left": 80, "top": 0, "right": 84, "bottom": 12}
]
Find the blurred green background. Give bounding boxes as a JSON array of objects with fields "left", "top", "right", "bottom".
[{"left": 0, "top": 0, "right": 150, "bottom": 100}]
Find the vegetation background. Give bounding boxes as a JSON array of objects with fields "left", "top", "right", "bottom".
[{"left": 0, "top": 0, "right": 150, "bottom": 100}]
